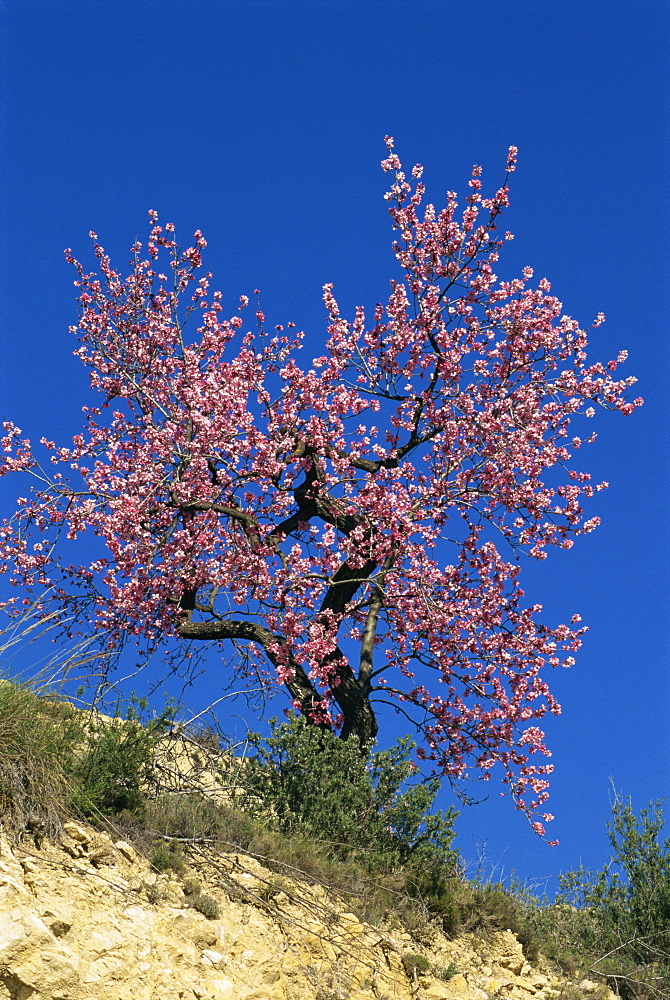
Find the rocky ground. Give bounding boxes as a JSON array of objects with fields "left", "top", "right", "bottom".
[{"left": 0, "top": 818, "right": 615, "bottom": 1000}]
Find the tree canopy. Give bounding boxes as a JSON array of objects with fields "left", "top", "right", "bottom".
[{"left": 0, "top": 139, "right": 641, "bottom": 836}]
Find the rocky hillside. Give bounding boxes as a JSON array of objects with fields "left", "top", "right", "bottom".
[{"left": 0, "top": 818, "right": 615, "bottom": 1000}]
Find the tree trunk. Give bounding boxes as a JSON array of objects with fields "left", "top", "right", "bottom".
[
  {"left": 177, "top": 616, "right": 379, "bottom": 750},
  {"left": 331, "top": 670, "right": 378, "bottom": 749}
]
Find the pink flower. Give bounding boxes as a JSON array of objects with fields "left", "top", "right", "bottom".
[{"left": 0, "top": 139, "right": 640, "bottom": 837}]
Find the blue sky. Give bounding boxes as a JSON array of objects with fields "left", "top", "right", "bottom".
[{"left": 1, "top": 0, "right": 668, "bottom": 893}]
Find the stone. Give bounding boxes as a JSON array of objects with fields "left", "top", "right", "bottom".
[
  {"left": 41, "top": 908, "right": 73, "bottom": 938},
  {"left": 421, "top": 972, "right": 472, "bottom": 999},
  {"left": 62, "top": 821, "right": 91, "bottom": 846},
  {"left": 89, "top": 846, "right": 117, "bottom": 868},
  {"left": 202, "top": 949, "right": 225, "bottom": 966},
  {"left": 0, "top": 824, "right": 607, "bottom": 1000},
  {"left": 62, "top": 840, "right": 85, "bottom": 858},
  {"left": 115, "top": 840, "right": 137, "bottom": 862},
  {"left": 205, "top": 978, "right": 235, "bottom": 999},
  {"left": 578, "top": 979, "right": 617, "bottom": 998},
  {"left": 510, "top": 974, "right": 544, "bottom": 994}
]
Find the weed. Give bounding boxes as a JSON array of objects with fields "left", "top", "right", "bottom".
[
  {"left": 181, "top": 877, "right": 202, "bottom": 897},
  {"left": 145, "top": 882, "right": 165, "bottom": 905},
  {"left": 150, "top": 841, "right": 185, "bottom": 874},
  {"left": 438, "top": 961, "right": 458, "bottom": 981},
  {"left": 189, "top": 893, "right": 221, "bottom": 920},
  {"left": 256, "top": 876, "right": 291, "bottom": 903},
  {"left": 0, "top": 677, "right": 84, "bottom": 841},
  {"left": 401, "top": 953, "right": 430, "bottom": 979}
]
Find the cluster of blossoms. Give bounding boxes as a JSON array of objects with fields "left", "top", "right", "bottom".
[{"left": 0, "top": 141, "right": 641, "bottom": 837}]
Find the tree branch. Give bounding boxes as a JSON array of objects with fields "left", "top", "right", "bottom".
[
  {"left": 359, "top": 555, "right": 394, "bottom": 688},
  {"left": 176, "top": 617, "right": 324, "bottom": 723}
]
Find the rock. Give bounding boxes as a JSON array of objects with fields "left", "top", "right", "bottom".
[
  {"left": 89, "top": 846, "right": 117, "bottom": 868},
  {"left": 41, "top": 908, "right": 73, "bottom": 938},
  {"left": 115, "top": 840, "right": 137, "bottom": 862},
  {"left": 0, "top": 907, "right": 81, "bottom": 997},
  {"left": 62, "top": 840, "right": 85, "bottom": 858},
  {"left": 202, "top": 949, "right": 225, "bottom": 966},
  {"left": 510, "top": 973, "right": 545, "bottom": 995},
  {"left": 204, "top": 978, "right": 235, "bottom": 999},
  {"left": 62, "top": 821, "right": 91, "bottom": 846},
  {"left": 578, "top": 979, "right": 617, "bottom": 998},
  {"left": 422, "top": 972, "right": 471, "bottom": 998},
  {"left": 0, "top": 827, "right": 612, "bottom": 1000}
]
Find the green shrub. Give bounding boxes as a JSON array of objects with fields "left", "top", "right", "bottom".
[
  {"left": 0, "top": 677, "right": 84, "bottom": 840},
  {"left": 598, "top": 796, "right": 670, "bottom": 956},
  {"left": 403, "top": 866, "right": 541, "bottom": 956},
  {"left": 564, "top": 796, "right": 669, "bottom": 998},
  {"left": 401, "top": 953, "right": 430, "bottom": 978},
  {"left": 150, "top": 840, "right": 185, "bottom": 874},
  {"left": 438, "top": 961, "right": 458, "bottom": 981},
  {"left": 181, "top": 876, "right": 202, "bottom": 897},
  {"left": 69, "top": 696, "right": 175, "bottom": 817},
  {"left": 240, "top": 714, "right": 458, "bottom": 874},
  {"left": 525, "top": 796, "right": 670, "bottom": 998},
  {"left": 190, "top": 893, "right": 221, "bottom": 919},
  {"left": 145, "top": 881, "right": 166, "bottom": 904}
]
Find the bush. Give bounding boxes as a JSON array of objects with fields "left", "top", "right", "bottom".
[
  {"left": 401, "top": 953, "right": 430, "bottom": 979},
  {"left": 150, "top": 840, "right": 185, "bottom": 874},
  {"left": 240, "top": 714, "right": 459, "bottom": 874},
  {"left": 402, "top": 865, "right": 541, "bottom": 956},
  {"left": 181, "top": 876, "right": 202, "bottom": 897},
  {"left": 69, "top": 696, "right": 175, "bottom": 817},
  {"left": 190, "top": 893, "right": 221, "bottom": 919},
  {"left": 438, "top": 961, "right": 458, "bottom": 981},
  {"left": 598, "top": 796, "right": 670, "bottom": 956},
  {"left": 567, "top": 796, "right": 669, "bottom": 998},
  {"left": 0, "top": 677, "right": 84, "bottom": 840},
  {"left": 525, "top": 796, "right": 670, "bottom": 998}
]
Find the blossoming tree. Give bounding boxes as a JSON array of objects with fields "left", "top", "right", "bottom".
[{"left": 0, "top": 140, "right": 641, "bottom": 834}]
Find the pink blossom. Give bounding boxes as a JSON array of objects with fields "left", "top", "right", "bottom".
[{"left": 0, "top": 140, "right": 640, "bottom": 837}]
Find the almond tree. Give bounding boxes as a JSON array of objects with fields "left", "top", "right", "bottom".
[{"left": 0, "top": 140, "right": 641, "bottom": 834}]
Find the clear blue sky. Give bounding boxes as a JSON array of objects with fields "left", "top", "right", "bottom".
[{"left": 1, "top": 0, "right": 668, "bottom": 894}]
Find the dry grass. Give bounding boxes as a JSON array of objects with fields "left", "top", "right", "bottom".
[{"left": 0, "top": 678, "right": 83, "bottom": 841}]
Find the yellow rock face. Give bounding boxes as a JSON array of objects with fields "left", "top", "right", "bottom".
[{"left": 0, "top": 822, "right": 617, "bottom": 1000}]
